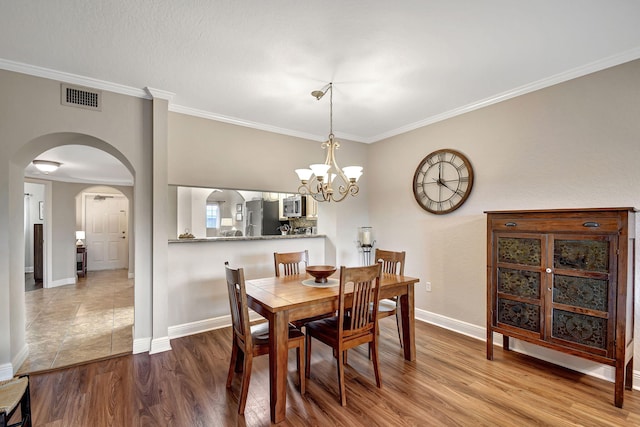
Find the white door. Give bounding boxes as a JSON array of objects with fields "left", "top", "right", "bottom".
[{"left": 85, "top": 195, "right": 128, "bottom": 271}]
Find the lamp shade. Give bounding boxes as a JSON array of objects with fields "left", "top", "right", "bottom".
[{"left": 75, "top": 231, "right": 86, "bottom": 240}]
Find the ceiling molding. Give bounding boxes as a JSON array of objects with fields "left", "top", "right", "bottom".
[
  {"left": 145, "top": 87, "right": 175, "bottom": 101},
  {"left": 368, "top": 47, "right": 640, "bottom": 143},
  {"left": 0, "top": 58, "right": 150, "bottom": 99},
  {"left": 169, "top": 104, "right": 327, "bottom": 143}
]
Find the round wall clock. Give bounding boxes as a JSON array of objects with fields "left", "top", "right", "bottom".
[{"left": 412, "top": 148, "right": 474, "bottom": 214}]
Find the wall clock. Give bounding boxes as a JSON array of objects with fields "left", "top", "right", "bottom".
[{"left": 412, "top": 148, "right": 474, "bottom": 214}]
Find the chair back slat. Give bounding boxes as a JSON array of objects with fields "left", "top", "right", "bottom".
[
  {"left": 338, "top": 263, "right": 382, "bottom": 337},
  {"left": 375, "top": 249, "right": 405, "bottom": 275},
  {"left": 274, "top": 250, "right": 309, "bottom": 277},
  {"left": 225, "top": 261, "right": 251, "bottom": 349}
]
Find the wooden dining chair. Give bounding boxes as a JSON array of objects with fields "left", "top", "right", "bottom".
[
  {"left": 374, "top": 249, "right": 406, "bottom": 349},
  {"left": 224, "top": 262, "right": 305, "bottom": 415},
  {"left": 274, "top": 250, "right": 335, "bottom": 329},
  {"left": 0, "top": 374, "right": 31, "bottom": 427},
  {"left": 274, "top": 250, "right": 308, "bottom": 277},
  {"left": 305, "top": 262, "right": 383, "bottom": 406}
]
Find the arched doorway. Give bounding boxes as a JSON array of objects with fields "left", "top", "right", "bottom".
[{"left": 16, "top": 135, "right": 136, "bottom": 372}]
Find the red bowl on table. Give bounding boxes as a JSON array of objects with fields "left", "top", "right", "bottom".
[{"left": 306, "top": 265, "right": 337, "bottom": 283}]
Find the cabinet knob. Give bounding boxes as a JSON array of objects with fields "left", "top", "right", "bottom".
[
  {"left": 583, "top": 222, "right": 600, "bottom": 227},
  {"left": 505, "top": 222, "right": 517, "bottom": 227},
  {"left": 545, "top": 268, "right": 552, "bottom": 273}
]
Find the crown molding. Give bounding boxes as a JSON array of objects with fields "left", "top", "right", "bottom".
[
  {"left": 145, "top": 87, "right": 175, "bottom": 101},
  {"left": 0, "top": 58, "right": 150, "bottom": 99},
  {"left": 368, "top": 46, "right": 640, "bottom": 143},
  {"left": 169, "top": 103, "right": 326, "bottom": 142}
]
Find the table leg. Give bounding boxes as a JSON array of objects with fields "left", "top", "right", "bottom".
[
  {"left": 399, "top": 285, "right": 416, "bottom": 361},
  {"left": 269, "top": 310, "right": 289, "bottom": 423}
]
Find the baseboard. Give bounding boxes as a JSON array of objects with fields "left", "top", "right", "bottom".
[
  {"left": 25, "top": 266, "right": 34, "bottom": 273},
  {"left": 133, "top": 337, "right": 151, "bottom": 354},
  {"left": 128, "top": 271, "right": 135, "bottom": 279},
  {"left": 11, "top": 343, "right": 29, "bottom": 375},
  {"left": 47, "top": 277, "right": 76, "bottom": 288},
  {"left": 414, "top": 308, "right": 640, "bottom": 391},
  {"left": 168, "top": 311, "right": 264, "bottom": 340},
  {"left": 149, "top": 337, "right": 172, "bottom": 354},
  {"left": 0, "top": 362, "right": 13, "bottom": 381}
]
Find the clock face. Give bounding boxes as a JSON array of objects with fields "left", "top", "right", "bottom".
[{"left": 412, "top": 149, "right": 474, "bottom": 214}]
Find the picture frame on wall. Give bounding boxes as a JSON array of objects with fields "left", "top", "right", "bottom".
[
  {"left": 236, "top": 204, "right": 242, "bottom": 213},
  {"left": 39, "top": 201, "right": 44, "bottom": 220},
  {"left": 236, "top": 213, "right": 243, "bottom": 221}
]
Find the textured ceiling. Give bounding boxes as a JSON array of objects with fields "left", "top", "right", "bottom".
[{"left": 4, "top": 1, "right": 640, "bottom": 183}]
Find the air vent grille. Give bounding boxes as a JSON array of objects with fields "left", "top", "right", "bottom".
[{"left": 61, "top": 84, "right": 102, "bottom": 111}]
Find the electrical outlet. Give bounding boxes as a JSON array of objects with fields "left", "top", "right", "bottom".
[{"left": 425, "top": 281, "right": 432, "bottom": 292}]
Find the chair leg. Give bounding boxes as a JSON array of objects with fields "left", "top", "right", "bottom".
[
  {"left": 237, "top": 353, "right": 253, "bottom": 415},
  {"left": 305, "top": 334, "right": 312, "bottom": 379},
  {"left": 395, "top": 308, "right": 404, "bottom": 349},
  {"left": 297, "top": 344, "right": 305, "bottom": 394},
  {"left": 336, "top": 350, "right": 347, "bottom": 407},
  {"left": 226, "top": 341, "right": 238, "bottom": 387},
  {"left": 22, "top": 378, "right": 32, "bottom": 427},
  {"left": 371, "top": 337, "right": 382, "bottom": 389}
]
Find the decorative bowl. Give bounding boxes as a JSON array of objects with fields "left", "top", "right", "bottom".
[{"left": 306, "top": 265, "right": 337, "bottom": 283}]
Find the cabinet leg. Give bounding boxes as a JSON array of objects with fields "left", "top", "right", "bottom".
[
  {"left": 615, "top": 363, "right": 625, "bottom": 408},
  {"left": 503, "top": 335, "right": 510, "bottom": 351},
  {"left": 486, "top": 329, "right": 493, "bottom": 360}
]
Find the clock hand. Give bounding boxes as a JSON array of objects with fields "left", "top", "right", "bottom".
[{"left": 440, "top": 180, "right": 458, "bottom": 193}]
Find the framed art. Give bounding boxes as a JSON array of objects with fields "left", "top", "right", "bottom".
[
  {"left": 39, "top": 201, "right": 44, "bottom": 220},
  {"left": 236, "top": 213, "right": 243, "bottom": 221},
  {"left": 236, "top": 204, "right": 242, "bottom": 213}
]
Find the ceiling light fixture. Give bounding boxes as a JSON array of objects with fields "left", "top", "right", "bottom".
[
  {"left": 32, "top": 160, "right": 61, "bottom": 174},
  {"left": 295, "top": 82, "right": 362, "bottom": 203}
]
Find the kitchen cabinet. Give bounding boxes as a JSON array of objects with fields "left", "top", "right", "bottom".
[
  {"left": 278, "top": 193, "right": 294, "bottom": 220},
  {"left": 486, "top": 208, "right": 635, "bottom": 408}
]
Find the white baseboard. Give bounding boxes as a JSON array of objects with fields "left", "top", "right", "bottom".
[
  {"left": 128, "top": 271, "right": 135, "bottom": 279},
  {"left": 133, "top": 337, "right": 151, "bottom": 354},
  {"left": 149, "top": 337, "right": 172, "bottom": 354},
  {"left": 414, "top": 308, "right": 640, "bottom": 391},
  {"left": 168, "top": 311, "right": 263, "bottom": 340},
  {"left": 47, "top": 277, "right": 76, "bottom": 288},
  {"left": 11, "top": 343, "right": 29, "bottom": 375},
  {"left": 0, "top": 363, "right": 13, "bottom": 381}
]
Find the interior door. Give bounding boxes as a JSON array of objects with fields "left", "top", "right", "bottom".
[
  {"left": 33, "top": 223, "right": 43, "bottom": 282},
  {"left": 85, "top": 195, "right": 128, "bottom": 271}
]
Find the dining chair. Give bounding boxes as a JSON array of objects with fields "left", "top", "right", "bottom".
[
  {"left": 274, "top": 250, "right": 308, "bottom": 277},
  {"left": 0, "top": 374, "right": 31, "bottom": 427},
  {"left": 304, "top": 262, "right": 383, "bottom": 406},
  {"left": 274, "top": 250, "right": 336, "bottom": 329},
  {"left": 374, "top": 249, "right": 406, "bottom": 349},
  {"left": 224, "top": 261, "right": 305, "bottom": 414}
]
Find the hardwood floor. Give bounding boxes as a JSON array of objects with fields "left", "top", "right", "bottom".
[{"left": 24, "top": 320, "right": 640, "bottom": 426}]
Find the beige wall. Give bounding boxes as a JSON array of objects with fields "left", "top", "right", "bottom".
[
  {"left": 369, "top": 59, "right": 640, "bottom": 377},
  {"left": 0, "top": 69, "right": 153, "bottom": 375}
]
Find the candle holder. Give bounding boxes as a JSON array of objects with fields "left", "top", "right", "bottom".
[{"left": 357, "top": 226, "right": 376, "bottom": 265}]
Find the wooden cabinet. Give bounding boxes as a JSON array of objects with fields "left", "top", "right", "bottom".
[
  {"left": 76, "top": 246, "right": 87, "bottom": 278},
  {"left": 486, "top": 208, "right": 635, "bottom": 407}
]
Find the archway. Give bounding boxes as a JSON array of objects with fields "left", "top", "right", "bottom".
[{"left": 12, "top": 133, "right": 137, "bottom": 373}]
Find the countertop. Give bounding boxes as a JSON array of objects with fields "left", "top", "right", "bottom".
[{"left": 169, "top": 234, "right": 325, "bottom": 243}]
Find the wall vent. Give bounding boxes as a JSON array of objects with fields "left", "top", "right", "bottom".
[{"left": 61, "top": 83, "right": 102, "bottom": 111}]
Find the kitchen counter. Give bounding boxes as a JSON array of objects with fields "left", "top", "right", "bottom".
[{"left": 169, "top": 234, "right": 325, "bottom": 243}]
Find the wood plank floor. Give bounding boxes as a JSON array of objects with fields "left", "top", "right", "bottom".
[{"left": 24, "top": 320, "right": 640, "bottom": 426}]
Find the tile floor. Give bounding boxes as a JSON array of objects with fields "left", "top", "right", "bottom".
[{"left": 17, "top": 269, "right": 133, "bottom": 374}]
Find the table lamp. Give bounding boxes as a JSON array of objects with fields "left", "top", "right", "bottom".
[{"left": 75, "top": 230, "right": 86, "bottom": 246}]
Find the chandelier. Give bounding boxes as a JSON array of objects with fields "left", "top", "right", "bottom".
[{"left": 295, "top": 82, "right": 362, "bottom": 202}]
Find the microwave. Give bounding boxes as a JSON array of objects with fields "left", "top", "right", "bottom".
[{"left": 283, "top": 195, "right": 306, "bottom": 217}]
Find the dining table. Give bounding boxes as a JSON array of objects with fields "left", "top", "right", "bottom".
[{"left": 244, "top": 270, "right": 420, "bottom": 424}]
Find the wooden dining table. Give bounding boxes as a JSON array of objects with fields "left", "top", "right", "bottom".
[{"left": 244, "top": 271, "right": 420, "bottom": 424}]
